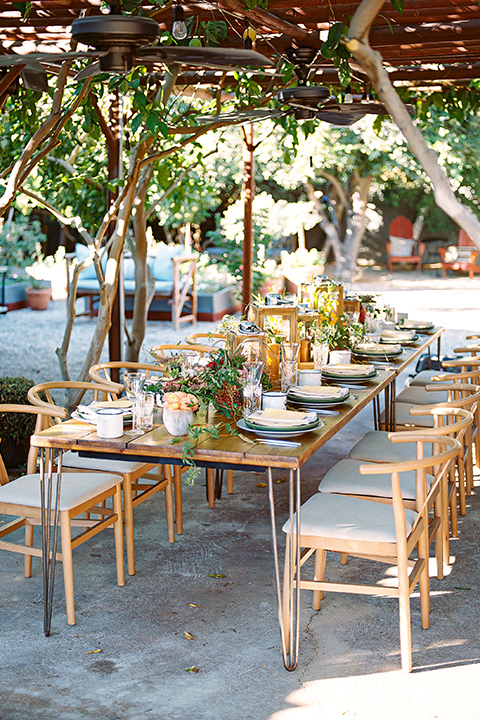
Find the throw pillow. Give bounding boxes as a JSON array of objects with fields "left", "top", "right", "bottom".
[
  {"left": 152, "top": 244, "right": 184, "bottom": 282},
  {"left": 75, "top": 243, "right": 106, "bottom": 280},
  {"left": 389, "top": 236, "right": 414, "bottom": 256}
]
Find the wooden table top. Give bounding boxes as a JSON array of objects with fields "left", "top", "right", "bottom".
[{"left": 31, "top": 329, "right": 443, "bottom": 472}]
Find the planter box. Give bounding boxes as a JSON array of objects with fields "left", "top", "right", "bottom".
[
  {"left": 2, "top": 281, "right": 28, "bottom": 311},
  {"left": 197, "top": 287, "right": 240, "bottom": 321}
]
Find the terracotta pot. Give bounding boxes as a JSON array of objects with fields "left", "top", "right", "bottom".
[
  {"left": 25, "top": 286, "right": 51, "bottom": 311},
  {"left": 162, "top": 408, "right": 193, "bottom": 436}
]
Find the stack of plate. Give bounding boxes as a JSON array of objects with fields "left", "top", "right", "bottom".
[
  {"left": 237, "top": 408, "right": 321, "bottom": 438},
  {"left": 321, "top": 363, "right": 378, "bottom": 384},
  {"left": 72, "top": 399, "right": 133, "bottom": 425},
  {"left": 396, "top": 319, "right": 434, "bottom": 332},
  {"left": 380, "top": 329, "right": 418, "bottom": 345},
  {"left": 352, "top": 343, "right": 403, "bottom": 360},
  {"left": 287, "top": 384, "right": 350, "bottom": 409}
]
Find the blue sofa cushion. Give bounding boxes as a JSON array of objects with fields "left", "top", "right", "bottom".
[
  {"left": 151, "top": 244, "right": 184, "bottom": 282},
  {"left": 75, "top": 243, "right": 107, "bottom": 280},
  {"left": 123, "top": 257, "right": 136, "bottom": 280}
]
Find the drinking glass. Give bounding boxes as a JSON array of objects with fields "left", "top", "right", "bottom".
[
  {"left": 242, "top": 383, "right": 262, "bottom": 418},
  {"left": 281, "top": 360, "right": 298, "bottom": 392},
  {"left": 244, "top": 360, "right": 264, "bottom": 385},
  {"left": 132, "top": 391, "right": 155, "bottom": 433},
  {"left": 281, "top": 342, "right": 299, "bottom": 363},
  {"left": 312, "top": 342, "right": 329, "bottom": 371},
  {"left": 123, "top": 371, "right": 146, "bottom": 435}
]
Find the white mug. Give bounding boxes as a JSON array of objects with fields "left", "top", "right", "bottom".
[
  {"left": 96, "top": 408, "right": 124, "bottom": 439},
  {"left": 329, "top": 349, "right": 352, "bottom": 365},
  {"left": 298, "top": 369, "right": 322, "bottom": 386},
  {"left": 262, "top": 391, "right": 287, "bottom": 410}
]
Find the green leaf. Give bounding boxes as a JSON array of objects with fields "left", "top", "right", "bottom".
[
  {"left": 326, "top": 22, "right": 345, "bottom": 49},
  {"left": 13, "top": 2, "right": 31, "bottom": 19},
  {"left": 130, "top": 112, "right": 144, "bottom": 134},
  {"left": 146, "top": 113, "right": 160, "bottom": 133},
  {"left": 338, "top": 60, "right": 353, "bottom": 86},
  {"left": 390, "top": 0, "right": 404, "bottom": 12},
  {"left": 283, "top": 149, "right": 291, "bottom": 165},
  {"left": 320, "top": 43, "right": 335, "bottom": 59}
]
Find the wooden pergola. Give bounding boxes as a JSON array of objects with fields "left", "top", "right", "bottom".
[{"left": 1, "top": 0, "right": 479, "bottom": 359}]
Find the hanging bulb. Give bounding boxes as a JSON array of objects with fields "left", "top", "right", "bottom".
[
  {"left": 172, "top": 2, "right": 187, "bottom": 41},
  {"left": 243, "top": 26, "right": 257, "bottom": 49},
  {"left": 344, "top": 85, "right": 353, "bottom": 103}
]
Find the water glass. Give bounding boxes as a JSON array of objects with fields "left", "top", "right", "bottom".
[
  {"left": 133, "top": 392, "right": 155, "bottom": 433},
  {"left": 312, "top": 342, "right": 329, "bottom": 371},
  {"left": 281, "top": 342, "right": 299, "bottom": 363},
  {"left": 281, "top": 360, "right": 298, "bottom": 392},
  {"left": 123, "top": 371, "right": 146, "bottom": 401},
  {"left": 243, "top": 383, "right": 262, "bottom": 418},
  {"left": 244, "top": 360, "right": 264, "bottom": 385}
]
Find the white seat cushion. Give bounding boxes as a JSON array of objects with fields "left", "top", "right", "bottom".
[
  {"left": 319, "top": 458, "right": 424, "bottom": 501},
  {"left": 349, "top": 431, "right": 434, "bottom": 463},
  {"left": 396, "top": 385, "right": 448, "bottom": 405},
  {"left": 282, "top": 493, "right": 417, "bottom": 543},
  {"left": 0, "top": 473, "right": 120, "bottom": 512},
  {"left": 380, "top": 403, "right": 435, "bottom": 427},
  {"left": 62, "top": 451, "right": 150, "bottom": 476}
]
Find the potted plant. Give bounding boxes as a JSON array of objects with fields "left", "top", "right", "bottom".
[
  {"left": 0, "top": 376, "right": 37, "bottom": 469},
  {"left": 0, "top": 218, "right": 49, "bottom": 309}
]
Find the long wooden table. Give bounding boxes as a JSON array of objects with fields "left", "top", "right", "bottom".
[{"left": 30, "top": 327, "right": 444, "bottom": 669}]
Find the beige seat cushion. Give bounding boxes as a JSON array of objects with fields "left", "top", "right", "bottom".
[
  {"left": 409, "top": 370, "right": 445, "bottom": 387},
  {"left": 0, "top": 473, "right": 120, "bottom": 512},
  {"left": 62, "top": 451, "right": 150, "bottom": 475},
  {"left": 396, "top": 385, "right": 448, "bottom": 405},
  {"left": 282, "top": 492, "right": 417, "bottom": 543},
  {"left": 381, "top": 403, "right": 435, "bottom": 428},
  {"left": 349, "top": 431, "right": 434, "bottom": 463},
  {"left": 319, "top": 458, "right": 420, "bottom": 500}
]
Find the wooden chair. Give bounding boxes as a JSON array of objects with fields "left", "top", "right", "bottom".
[
  {"left": 27, "top": 381, "right": 175, "bottom": 578},
  {"left": 283, "top": 435, "right": 460, "bottom": 671},
  {"left": 184, "top": 332, "right": 226, "bottom": 349},
  {"left": 323, "top": 407, "right": 471, "bottom": 577},
  {"left": 149, "top": 343, "right": 213, "bottom": 363},
  {"left": 386, "top": 216, "right": 425, "bottom": 273},
  {"left": 439, "top": 230, "right": 480, "bottom": 279},
  {"left": 0, "top": 404, "right": 125, "bottom": 626},
  {"left": 88, "top": 360, "right": 164, "bottom": 391}
]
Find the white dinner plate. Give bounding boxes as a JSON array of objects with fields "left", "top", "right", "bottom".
[
  {"left": 237, "top": 418, "right": 323, "bottom": 439},
  {"left": 287, "top": 387, "right": 350, "bottom": 405},
  {"left": 397, "top": 320, "right": 434, "bottom": 331}
]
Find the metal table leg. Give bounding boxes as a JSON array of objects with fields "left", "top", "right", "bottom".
[
  {"left": 267, "top": 467, "right": 301, "bottom": 671},
  {"left": 40, "top": 448, "right": 63, "bottom": 637}
]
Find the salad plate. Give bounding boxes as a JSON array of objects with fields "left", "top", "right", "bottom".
[{"left": 237, "top": 418, "right": 322, "bottom": 439}]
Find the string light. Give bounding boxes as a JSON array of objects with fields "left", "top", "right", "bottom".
[{"left": 172, "top": 2, "right": 187, "bottom": 41}]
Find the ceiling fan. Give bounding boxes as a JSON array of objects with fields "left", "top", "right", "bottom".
[
  {"left": 0, "top": 2, "right": 275, "bottom": 83},
  {"left": 197, "top": 47, "right": 413, "bottom": 127}
]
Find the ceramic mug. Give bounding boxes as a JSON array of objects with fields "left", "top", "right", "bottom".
[
  {"left": 262, "top": 391, "right": 287, "bottom": 410},
  {"left": 298, "top": 369, "right": 322, "bottom": 386},
  {"left": 329, "top": 349, "right": 352, "bottom": 365},
  {"left": 96, "top": 408, "right": 124, "bottom": 439}
]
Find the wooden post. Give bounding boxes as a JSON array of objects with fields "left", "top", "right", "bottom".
[
  {"left": 242, "top": 123, "right": 255, "bottom": 314},
  {"left": 107, "top": 89, "right": 123, "bottom": 370}
]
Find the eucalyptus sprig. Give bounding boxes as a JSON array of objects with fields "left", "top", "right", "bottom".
[{"left": 170, "top": 422, "right": 238, "bottom": 485}]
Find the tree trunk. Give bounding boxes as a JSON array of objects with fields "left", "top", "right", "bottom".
[{"left": 347, "top": 0, "right": 480, "bottom": 250}]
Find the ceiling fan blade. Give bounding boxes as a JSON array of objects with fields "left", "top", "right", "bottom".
[
  {"left": 74, "top": 61, "right": 102, "bottom": 81},
  {"left": 135, "top": 46, "right": 275, "bottom": 70},
  {"left": 314, "top": 110, "right": 363, "bottom": 126},
  {"left": 0, "top": 51, "right": 98, "bottom": 68},
  {"left": 196, "top": 109, "right": 286, "bottom": 125},
  {"left": 21, "top": 63, "right": 49, "bottom": 92}
]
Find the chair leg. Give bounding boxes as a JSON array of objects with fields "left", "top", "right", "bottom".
[
  {"left": 206, "top": 468, "right": 215, "bottom": 508},
  {"left": 227, "top": 470, "right": 234, "bottom": 494},
  {"left": 173, "top": 465, "right": 183, "bottom": 534},
  {"left": 122, "top": 477, "right": 136, "bottom": 576},
  {"left": 397, "top": 550, "right": 414, "bottom": 672},
  {"left": 313, "top": 549, "right": 326, "bottom": 610},
  {"left": 112, "top": 485, "right": 125, "bottom": 587},
  {"left": 23, "top": 522, "right": 34, "bottom": 578},
  {"left": 457, "top": 453, "right": 467, "bottom": 516},
  {"left": 60, "top": 511, "right": 76, "bottom": 626}
]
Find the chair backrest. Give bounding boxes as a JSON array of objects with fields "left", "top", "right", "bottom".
[
  {"left": 0, "top": 403, "right": 66, "bottom": 480},
  {"left": 149, "top": 344, "right": 213, "bottom": 363},
  {"left": 389, "top": 216, "right": 414, "bottom": 239},
  {"left": 89, "top": 361, "right": 162, "bottom": 397},
  {"left": 184, "top": 333, "right": 226, "bottom": 349},
  {"left": 458, "top": 229, "right": 475, "bottom": 247},
  {"left": 359, "top": 434, "right": 461, "bottom": 518},
  {"left": 27, "top": 381, "right": 122, "bottom": 424}
]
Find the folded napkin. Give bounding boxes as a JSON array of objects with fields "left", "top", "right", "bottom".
[
  {"left": 401, "top": 319, "right": 432, "bottom": 329},
  {"left": 323, "top": 363, "right": 375, "bottom": 375},
  {"left": 355, "top": 343, "right": 401, "bottom": 354},
  {"left": 92, "top": 399, "right": 132, "bottom": 409},
  {"left": 248, "top": 408, "right": 314, "bottom": 427},
  {"left": 381, "top": 329, "right": 415, "bottom": 340},
  {"left": 289, "top": 385, "right": 348, "bottom": 398}
]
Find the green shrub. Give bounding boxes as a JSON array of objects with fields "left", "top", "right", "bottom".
[{"left": 0, "top": 376, "right": 36, "bottom": 442}]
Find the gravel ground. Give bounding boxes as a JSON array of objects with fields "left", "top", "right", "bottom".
[{"left": 0, "top": 266, "right": 478, "bottom": 383}]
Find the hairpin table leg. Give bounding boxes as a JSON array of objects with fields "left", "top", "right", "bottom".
[
  {"left": 267, "top": 466, "right": 301, "bottom": 671},
  {"left": 40, "top": 448, "right": 63, "bottom": 637}
]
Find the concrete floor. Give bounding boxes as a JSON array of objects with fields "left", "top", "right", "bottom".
[{"left": 1, "top": 268, "right": 480, "bottom": 719}]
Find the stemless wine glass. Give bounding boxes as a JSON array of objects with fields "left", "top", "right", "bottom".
[{"left": 123, "top": 371, "right": 146, "bottom": 435}]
